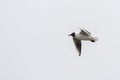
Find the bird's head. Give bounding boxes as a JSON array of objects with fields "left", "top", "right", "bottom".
[{"left": 69, "top": 32, "right": 75, "bottom": 37}]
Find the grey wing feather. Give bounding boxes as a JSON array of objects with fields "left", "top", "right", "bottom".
[
  {"left": 73, "top": 38, "right": 82, "bottom": 56},
  {"left": 80, "top": 28, "right": 91, "bottom": 36}
]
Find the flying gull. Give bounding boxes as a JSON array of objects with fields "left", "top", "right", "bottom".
[{"left": 69, "top": 28, "right": 98, "bottom": 56}]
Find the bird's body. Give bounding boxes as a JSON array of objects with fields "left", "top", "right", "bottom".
[
  {"left": 69, "top": 28, "right": 98, "bottom": 56},
  {"left": 75, "top": 33, "right": 91, "bottom": 40},
  {"left": 75, "top": 33, "right": 98, "bottom": 41}
]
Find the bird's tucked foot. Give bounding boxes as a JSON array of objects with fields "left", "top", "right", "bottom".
[{"left": 91, "top": 40, "right": 95, "bottom": 42}]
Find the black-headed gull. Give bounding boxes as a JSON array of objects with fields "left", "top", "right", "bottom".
[{"left": 69, "top": 28, "right": 98, "bottom": 56}]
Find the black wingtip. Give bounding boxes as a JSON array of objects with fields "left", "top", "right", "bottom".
[{"left": 79, "top": 53, "right": 81, "bottom": 56}]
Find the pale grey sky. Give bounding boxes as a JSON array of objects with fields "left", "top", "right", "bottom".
[{"left": 0, "top": 0, "right": 120, "bottom": 80}]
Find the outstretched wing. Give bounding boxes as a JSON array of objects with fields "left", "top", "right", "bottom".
[
  {"left": 80, "top": 28, "right": 91, "bottom": 36},
  {"left": 73, "top": 38, "right": 82, "bottom": 56}
]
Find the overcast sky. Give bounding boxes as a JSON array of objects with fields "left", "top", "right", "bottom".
[{"left": 0, "top": 0, "right": 120, "bottom": 80}]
